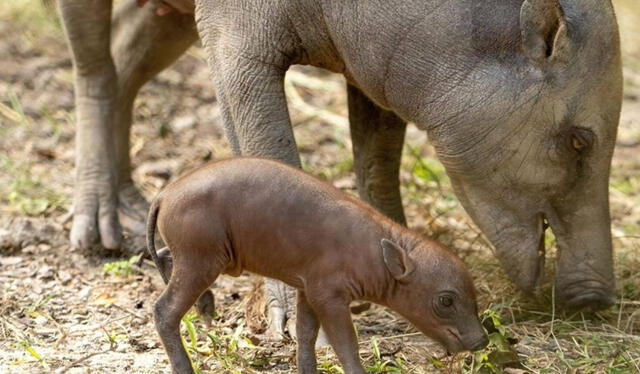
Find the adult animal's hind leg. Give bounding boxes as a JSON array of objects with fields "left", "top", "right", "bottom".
[
  {"left": 348, "top": 85, "right": 407, "bottom": 225},
  {"left": 154, "top": 255, "right": 221, "bottom": 374},
  {"left": 58, "top": 0, "right": 198, "bottom": 250},
  {"left": 57, "top": 0, "right": 120, "bottom": 250},
  {"left": 111, "top": 2, "right": 198, "bottom": 236}
]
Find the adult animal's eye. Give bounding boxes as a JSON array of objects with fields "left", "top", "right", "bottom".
[
  {"left": 567, "top": 127, "right": 594, "bottom": 153},
  {"left": 439, "top": 295, "right": 453, "bottom": 308}
]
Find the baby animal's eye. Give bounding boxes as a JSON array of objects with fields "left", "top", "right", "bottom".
[{"left": 439, "top": 295, "right": 454, "bottom": 308}]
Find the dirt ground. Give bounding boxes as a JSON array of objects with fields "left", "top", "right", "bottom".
[{"left": 1, "top": 2, "right": 640, "bottom": 374}]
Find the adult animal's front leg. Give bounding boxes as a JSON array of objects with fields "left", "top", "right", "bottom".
[{"left": 216, "top": 58, "right": 299, "bottom": 336}]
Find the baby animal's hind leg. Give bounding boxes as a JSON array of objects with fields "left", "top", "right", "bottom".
[
  {"left": 296, "top": 290, "right": 320, "bottom": 374},
  {"left": 155, "top": 247, "right": 173, "bottom": 280},
  {"left": 156, "top": 247, "right": 216, "bottom": 326},
  {"left": 153, "top": 256, "right": 221, "bottom": 374}
]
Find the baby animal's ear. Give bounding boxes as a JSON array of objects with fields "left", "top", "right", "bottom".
[{"left": 381, "top": 239, "right": 416, "bottom": 281}]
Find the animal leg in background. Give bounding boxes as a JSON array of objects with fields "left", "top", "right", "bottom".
[
  {"left": 58, "top": 0, "right": 120, "bottom": 250},
  {"left": 197, "top": 6, "right": 301, "bottom": 335},
  {"left": 111, "top": 1, "right": 197, "bottom": 235},
  {"left": 348, "top": 84, "right": 407, "bottom": 225}
]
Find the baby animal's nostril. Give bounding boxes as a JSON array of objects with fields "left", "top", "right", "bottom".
[{"left": 468, "top": 335, "right": 489, "bottom": 351}]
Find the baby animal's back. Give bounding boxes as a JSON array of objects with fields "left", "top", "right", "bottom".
[{"left": 158, "top": 158, "right": 389, "bottom": 286}]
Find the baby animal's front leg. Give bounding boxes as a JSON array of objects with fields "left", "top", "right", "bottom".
[{"left": 306, "top": 290, "right": 367, "bottom": 374}]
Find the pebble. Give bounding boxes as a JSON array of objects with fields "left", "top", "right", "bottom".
[
  {"left": 171, "top": 115, "right": 197, "bottom": 132},
  {"left": 0, "top": 256, "right": 22, "bottom": 266},
  {"left": 77, "top": 286, "right": 92, "bottom": 301}
]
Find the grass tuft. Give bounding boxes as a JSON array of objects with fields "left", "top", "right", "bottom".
[{"left": 0, "top": 156, "right": 68, "bottom": 215}]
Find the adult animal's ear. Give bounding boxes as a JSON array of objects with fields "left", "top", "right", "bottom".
[
  {"left": 381, "top": 239, "right": 415, "bottom": 281},
  {"left": 520, "top": 0, "right": 570, "bottom": 63}
]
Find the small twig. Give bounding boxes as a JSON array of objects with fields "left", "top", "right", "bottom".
[
  {"left": 616, "top": 139, "right": 640, "bottom": 148},
  {"left": 0, "top": 315, "right": 29, "bottom": 341},
  {"left": 286, "top": 70, "right": 344, "bottom": 92},
  {"left": 57, "top": 206, "right": 73, "bottom": 224},
  {"left": 617, "top": 293, "right": 624, "bottom": 330},
  {"left": 284, "top": 77, "right": 348, "bottom": 129},
  {"left": 628, "top": 351, "right": 640, "bottom": 372},
  {"left": 612, "top": 235, "right": 640, "bottom": 241},
  {"left": 55, "top": 349, "right": 113, "bottom": 374},
  {"left": 112, "top": 303, "right": 146, "bottom": 321},
  {"left": 549, "top": 286, "right": 563, "bottom": 356},
  {"left": 444, "top": 353, "right": 460, "bottom": 374},
  {"left": 625, "top": 309, "right": 640, "bottom": 332},
  {"left": 365, "top": 332, "right": 422, "bottom": 343},
  {"left": 55, "top": 336, "right": 116, "bottom": 374},
  {"left": 44, "top": 313, "right": 69, "bottom": 349},
  {"left": 617, "top": 300, "right": 640, "bottom": 306},
  {"left": 99, "top": 315, "right": 134, "bottom": 329}
]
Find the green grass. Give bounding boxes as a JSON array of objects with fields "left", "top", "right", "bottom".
[
  {"left": 103, "top": 255, "right": 143, "bottom": 277},
  {"left": 179, "top": 312, "right": 277, "bottom": 374},
  {"left": 0, "top": 155, "right": 69, "bottom": 215},
  {"left": 0, "top": 0, "right": 61, "bottom": 35},
  {"left": 366, "top": 337, "right": 407, "bottom": 373},
  {"left": 0, "top": 89, "right": 31, "bottom": 128}
]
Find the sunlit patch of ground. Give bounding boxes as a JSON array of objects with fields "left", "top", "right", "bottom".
[{"left": 1, "top": 1, "right": 639, "bottom": 373}]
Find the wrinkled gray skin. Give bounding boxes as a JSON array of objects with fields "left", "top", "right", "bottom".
[{"left": 57, "top": 0, "right": 622, "bottom": 338}]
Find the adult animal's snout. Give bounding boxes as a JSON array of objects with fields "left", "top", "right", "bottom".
[{"left": 563, "top": 290, "right": 616, "bottom": 311}]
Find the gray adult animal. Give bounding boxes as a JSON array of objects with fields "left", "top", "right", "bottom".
[{"left": 57, "top": 0, "right": 622, "bottom": 336}]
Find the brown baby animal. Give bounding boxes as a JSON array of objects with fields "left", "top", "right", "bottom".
[{"left": 147, "top": 158, "right": 488, "bottom": 374}]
